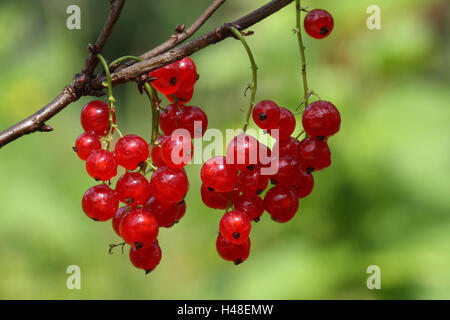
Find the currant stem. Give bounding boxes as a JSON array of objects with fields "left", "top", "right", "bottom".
[
  {"left": 143, "top": 82, "right": 161, "bottom": 174},
  {"left": 229, "top": 26, "right": 258, "bottom": 133},
  {"left": 109, "top": 55, "right": 143, "bottom": 68},
  {"left": 295, "top": 0, "right": 309, "bottom": 111}
]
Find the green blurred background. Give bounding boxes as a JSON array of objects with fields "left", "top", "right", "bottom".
[{"left": 0, "top": 0, "right": 449, "bottom": 299}]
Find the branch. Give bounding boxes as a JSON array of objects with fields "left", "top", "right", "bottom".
[
  {"left": 0, "top": 0, "right": 294, "bottom": 149},
  {"left": 83, "top": 0, "right": 126, "bottom": 74}
]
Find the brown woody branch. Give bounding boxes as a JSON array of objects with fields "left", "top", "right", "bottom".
[{"left": 0, "top": 0, "right": 294, "bottom": 149}]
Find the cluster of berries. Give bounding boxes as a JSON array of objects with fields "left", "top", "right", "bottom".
[{"left": 75, "top": 57, "right": 204, "bottom": 274}]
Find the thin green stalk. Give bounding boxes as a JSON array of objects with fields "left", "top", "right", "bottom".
[
  {"left": 109, "top": 55, "right": 143, "bottom": 68},
  {"left": 229, "top": 26, "right": 258, "bottom": 133},
  {"left": 295, "top": 0, "right": 309, "bottom": 111}
]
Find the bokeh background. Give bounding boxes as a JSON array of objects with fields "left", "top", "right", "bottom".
[{"left": 0, "top": 0, "right": 449, "bottom": 299}]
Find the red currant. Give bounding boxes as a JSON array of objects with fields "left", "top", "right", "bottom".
[
  {"left": 80, "top": 100, "right": 114, "bottom": 136},
  {"left": 200, "top": 156, "right": 238, "bottom": 192},
  {"left": 85, "top": 149, "right": 118, "bottom": 181},
  {"left": 129, "top": 240, "right": 162, "bottom": 274},
  {"left": 200, "top": 184, "right": 236, "bottom": 210},
  {"left": 159, "top": 104, "right": 180, "bottom": 136},
  {"left": 166, "top": 87, "right": 194, "bottom": 104},
  {"left": 150, "top": 135, "right": 169, "bottom": 167},
  {"left": 149, "top": 166, "right": 189, "bottom": 203},
  {"left": 114, "top": 135, "right": 149, "bottom": 170},
  {"left": 269, "top": 107, "right": 296, "bottom": 141},
  {"left": 304, "top": 9, "right": 334, "bottom": 39},
  {"left": 112, "top": 206, "right": 130, "bottom": 237},
  {"left": 291, "top": 171, "right": 314, "bottom": 198},
  {"left": 120, "top": 207, "right": 159, "bottom": 249},
  {"left": 272, "top": 137, "right": 301, "bottom": 159},
  {"left": 161, "top": 131, "right": 193, "bottom": 168},
  {"left": 82, "top": 184, "right": 119, "bottom": 221},
  {"left": 219, "top": 210, "right": 251, "bottom": 245},
  {"left": 270, "top": 156, "right": 302, "bottom": 187},
  {"left": 74, "top": 131, "right": 101, "bottom": 160},
  {"left": 252, "top": 100, "right": 280, "bottom": 129},
  {"left": 233, "top": 194, "right": 264, "bottom": 222},
  {"left": 297, "top": 137, "right": 331, "bottom": 172},
  {"left": 263, "top": 186, "right": 299, "bottom": 223},
  {"left": 226, "top": 134, "right": 260, "bottom": 171},
  {"left": 176, "top": 57, "right": 197, "bottom": 92},
  {"left": 237, "top": 167, "right": 269, "bottom": 196},
  {"left": 145, "top": 196, "right": 179, "bottom": 228},
  {"left": 116, "top": 172, "right": 151, "bottom": 206},
  {"left": 178, "top": 106, "right": 208, "bottom": 138},
  {"left": 149, "top": 63, "right": 180, "bottom": 95},
  {"left": 216, "top": 234, "right": 250, "bottom": 265},
  {"left": 302, "top": 100, "right": 341, "bottom": 139}
]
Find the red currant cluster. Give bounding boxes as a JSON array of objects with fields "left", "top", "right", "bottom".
[
  {"left": 75, "top": 57, "right": 205, "bottom": 274},
  {"left": 200, "top": 8, "right": 339, "bottom": 265}
]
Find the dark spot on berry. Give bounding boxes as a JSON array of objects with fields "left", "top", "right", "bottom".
[
  {"left": 92, "top": 218, "right": 99, "bottom": 221},
  {"left": 232, "top": 232, "right": 240, "bottom": 239},
  {"left": 258, "top": 112, "right": 267, "bottom": 121},
  {"left": 135, "top": 242, "right": 144, "bottom": 250},
  {"left": 170, "top": 77, "right": 177, "bottom": 86},
  {"left": 306, "top": 167, "right": 315, "bottom": 174},
  {"left": 234, "top": 258, "right": 243, "bottom": 265},
  {"left": 256, "top": 189, "right": 263, "bottom": 195},
  {"left": 196, "top": 73, "right": 200, "bottom": 80},
  {"left": 254, "top": 217, "right": 260, "bottom": 223},
  {"left": 95, "top": 177, "right": 101, "bottom": 181},
  {"left": 320, "top": 26, "right": 329, "bottom": 35},
  {"left": 145, "top": 269, "right": 153, "bottom": 275},
  {"left": 247, "top": 165, "right": 255, "bottom": 171},
  {"left": 125, "top": 197, "right": 134, "bottom": 205},
  {"left": 178, "top": 199, "right": 185, "bottom": 205},
  {"left": 72, "top": 146, "right": 78, "bottom": 153},
  {"left": 208, "top": 187, "right": 215, "bottom": 192},
  {"left": 271, "top": 217, "right": 277, "bottom": 222},
  {"left": 270, "top": 178, "right": 278, "bottom": 185},
  {"left": 316, "top": 136, "right": 326, "bottom": 141}
]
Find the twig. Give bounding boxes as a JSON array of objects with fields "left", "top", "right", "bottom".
[{"left": 0, "top": 0, "right": 295, "bottom": 149}]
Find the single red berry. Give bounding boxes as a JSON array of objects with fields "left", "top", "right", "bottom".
[
  {"left": 272, "top": 137, "right": 301, "bottom": 159},
  {"left": 80, "top": 100, "right": 114, "bottom": 136},
  {"left": 166, "top": 87, "right": 194, "bottom": 104},
  {"left": 216, "top": 234, "right": 250, "bottom": 265},
  {"left": 178, "top": 106, "right": 208, "bottom": 138},
  {"left": 176, "top": 57, "right": 197, "bottom": 92},
  {"left": 145, "top": 196, "right": 179, "bottom": 228},
  {"left": 149, "top": 166, "right": 189, "bottom": 203},
  {"left": 159, "top": 104, "right": 180, "bottom": 136},
  {"left": 304, "top": 9, "right": 334, "bottom": 39},
  {"left": 149, "top": 63, "right": 180, "bottom": 95},
  {"left": 270, "top": 156, "right": 302, "bottom": 187},
  {"left": 175, "top": 200, "right": 186, "bottom": 223},
  {"left": 226, "top": 134, "right": 261, "bottom": 171},
  {"left": 291, "top": 171, "right": 314, "bottom": 198},
  {"left": 253, "top": 100, "right": 280, "bottom": 129},
  {"left": 219, "top": 210, "right": 251, "bottom": 245},
  {"left": 237, "top": 167, "right": 269, "bottom": 196},
  {"left": 112, "top": 206, "right": 130, "bottom": 237},
  {"left": 263, "top": 186, "right": 299, "bottom": 223},
  {"left": 115, "top": 172, "right": 151, "bottom": 206},
  {"left": 161, "top": 131, "right": 193, "bottom": 168},
  {"left": 233, "top": 194, "right": 264, "bottom": 222},
  {"left": 82, "top": 184, "right": 119, "bottom": 221},
  {"left": 200, "top": 156, "right": 238, "bottom": 192},
  {"left": 85, "top": 149, "right": 118, "bottom": 181},
  {"left": 302, "top": 100, "right": 341, "bottom": 139},
  {"left": 120, "top": 207, "right": 159, "bottom": 249},
  {"left": 269, "top": 107, "right": 296, "bottom": 141},
  {"left": 200, "top": 184, "right": 236, "bottom": 210},
  {"left": 114, "top": 134, "right": 149, "bottom": 170},
  {"left": 151, "top": 135, "right": 169, "bottom": 167},
  {"left": 129, "top": 240, "right": 162, "bottom": 274},
  {"left": 297, "top": 137, "right": 331, "bottom": 172},
  {"left": 74, "top": 131, "right": 101, "bottom": 160}
]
